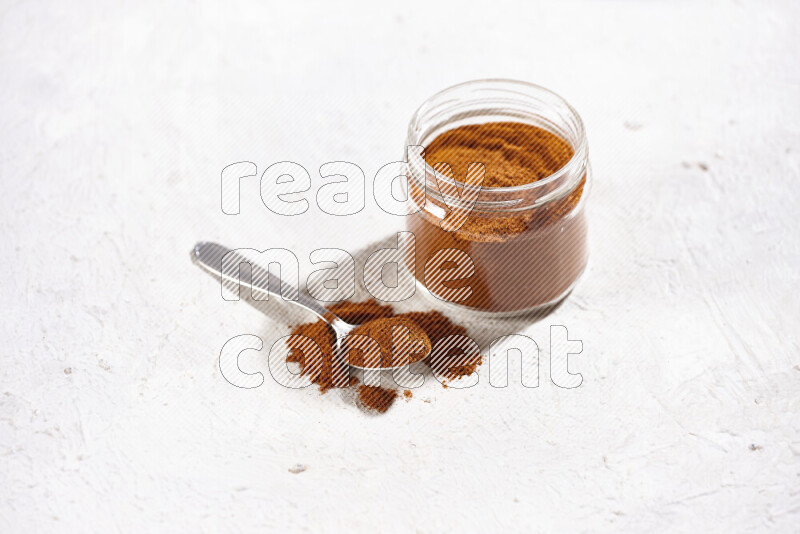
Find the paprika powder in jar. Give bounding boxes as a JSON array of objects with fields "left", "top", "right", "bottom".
[{"left": 405, "top": 79, "right": 591, "bottom": 315}]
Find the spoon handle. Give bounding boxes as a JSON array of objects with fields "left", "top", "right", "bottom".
[{"left": 191, "top": 241, "right": 335, "bottom": 323}]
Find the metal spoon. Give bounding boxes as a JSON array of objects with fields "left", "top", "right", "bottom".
[{"left": 190, "top": 241, "right": 422, "bottom": 374}]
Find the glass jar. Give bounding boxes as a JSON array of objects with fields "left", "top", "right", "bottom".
[{"left": 405, "top": 79, "right": 591, "bottom": 315}]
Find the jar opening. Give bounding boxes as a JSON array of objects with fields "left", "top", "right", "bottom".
[{"left": 406, "top": 79, "right": 589, "bottom": 211}]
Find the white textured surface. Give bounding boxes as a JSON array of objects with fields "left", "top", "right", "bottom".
[{"left": 1, "top": 0, "right": 799, "bottom": 531}]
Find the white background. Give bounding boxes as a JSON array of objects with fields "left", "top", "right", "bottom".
[{"left": 1, "top": 0, "right": 799, "bottom": 532}]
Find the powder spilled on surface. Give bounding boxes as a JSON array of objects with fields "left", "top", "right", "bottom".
[
  {"left": 286, "top": 299, "right": 481, "bottom": 399},
  {"left": 357, "top": 385, "right": 399, "bottom": 414},
  {"left": 286, "top": 300, "right": 394, "bottom": 393}
]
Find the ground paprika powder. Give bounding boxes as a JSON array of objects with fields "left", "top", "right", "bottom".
[
  {"left": 286, "top": 299, "right": 482, "bottom": 403},
  {"left": 405, "top": 80, "right": 591, "bottom": 314}
]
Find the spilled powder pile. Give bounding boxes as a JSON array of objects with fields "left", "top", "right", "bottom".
[
  {"left": 357, "top": 385, "right": 398, "bottom": 413},
  {"left": 285, "top": 299, "right": 482, "bottom": 405},
  {"left": 285, "top": 300, "right": 393, "bottom": 393}
]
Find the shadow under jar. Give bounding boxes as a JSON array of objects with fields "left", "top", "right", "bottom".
[{"left": 405, "top": 79, "right": 591, "bottom": 316}]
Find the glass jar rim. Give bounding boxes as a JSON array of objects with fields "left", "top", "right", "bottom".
[{"left": 406, "top": 78, "right": 588, "bottom": 197}]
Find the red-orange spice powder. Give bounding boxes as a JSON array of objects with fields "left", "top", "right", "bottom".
[
  {"left": 357, "top": 385, "right": 398, "bottom": 413},
  {"left": 286, "top": 299, "right": 481, "bottom": 398}
]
